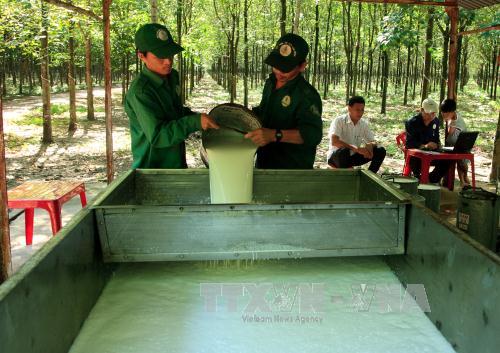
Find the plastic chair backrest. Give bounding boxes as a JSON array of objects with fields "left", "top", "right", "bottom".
[{"left": 396, "top": 131, "right": 406, "bottom": 152}]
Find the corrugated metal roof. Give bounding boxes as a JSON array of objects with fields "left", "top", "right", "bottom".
[{"left": 458, "top": 0, "right": 500, "bottom": 10}]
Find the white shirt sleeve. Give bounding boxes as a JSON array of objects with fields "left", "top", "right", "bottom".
[
  {"left": 363, "top": 121, "right": 375, "bottom": 142},
  {"left": 329, "top": 116, "right": 342, "bottom": 139}
]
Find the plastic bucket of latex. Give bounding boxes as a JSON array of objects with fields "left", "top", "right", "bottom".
[{"left": 201, "top": 103, "right": 261, "bottom": 204}]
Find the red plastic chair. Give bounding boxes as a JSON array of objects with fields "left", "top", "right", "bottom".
[{"left": 396, "top": 131, "right": 410, "bottom": 174}]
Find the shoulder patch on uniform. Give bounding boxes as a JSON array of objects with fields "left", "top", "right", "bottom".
[
  {"left": 281, "top": 95, "right": 291, "bottom": 107},
  {"left": 310, "top": 104, "right": 321, "bottom": 117}
]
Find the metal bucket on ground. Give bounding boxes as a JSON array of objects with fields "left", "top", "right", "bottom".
[
  {"left": 382, "top": 174, "right": 419, "bottom": 195},
  {"left": 417, "top": 184, "right": 441, "bottom": 213},
  {"left": 457, "top": 187, "right": 499, "bottom": 252}
]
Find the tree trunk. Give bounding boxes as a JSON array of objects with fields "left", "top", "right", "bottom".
[
  {"left": 421, "top": 7, "right": 434, "bottom": 101},
  {"left": 460, "top": 38, "right": 469, "bottom": 91},
  {"left": 1, "top": 39, "right": 6, "bottom": 96},
  {"left": 352, "top": 3, "right": 361, "bottom": 95},
  {"left": 380, "top": 50, "right": 389, "bottom": 114},
  {"left": 177, "top": 0, "right": 184, "bottom": 104},
  {"left": 403, "top": 16, "right": 413, "bottom": 105},
  {"left": 84, "top": 34, "right": 95, "bottom": 120},
  {"left": 490, "top": 47, "right": 498, "bottom": 99},
  {"left": 190, "top": 56, "right": 195, "bottom": 94},
  {"left": 489, "top": 111, "right": 500, "bottom": 182},
  {"left": 243, "top": 0, "right": 249, "bottom": 107},
  {"left": 59, "top": 67, "right": 64, "bottom": 87},
  {"left": 11, "top": 55, "right": 16, "bottom": 88},
  {"left": 312, "top": 0, "right": 320, "bottom": 88},
  {"left": 103, "top": 0, "right": 114, "bottom": 183},
  {"left": 439, "top": 19, "right": 450, "bottom": 105},
  {"left": 68, "top": 19, "right": 77, "bottom": 133},
  {"left": 403, "top": 45, "right": 411, "bottom": 106},
  {"left": 18, "top": 58, "right": 24, "bottom": 95},
  {"left": 395, "top": 47, "right": 401, "bottom": 89},
  {"left": 0, "top": 57, "right": 11, "bottom": 284},
  {"left": 150, "top": 0, "right": 158, "bottom": 22},
  {"left": 493, "top": 46, "right": 498, "bottom": 100},
  {"left": 293, "top": 0, "right": 302, "bottom": 33},
  {"left": 341, "top": 2, "right": 352, "bottom": 101},
  {"left": 121, "top": 56, "right": 126, "bottom": 103},
  {"left": 280, "top": 0, "right": 286, "bottom": 37},
  {"left": 323, "top": 0, "right": 333, "bottom": 99},
  {"left": 41, "top": 0, "right": 52, "bottom": 143},
  {"left": 183, "top": 56, "right": 188, "bottom": 100},
  {"left": 375, "top": 51, "right": 381, "bottom": 93},
  {"left": 412, "top": 41, "right": 419, "bottom": 100},
  {"left": 447, "top": 6, "right": 459, "bottom": 100}
]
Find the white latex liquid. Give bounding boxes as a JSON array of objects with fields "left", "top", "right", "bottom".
[
  {"left": 206, "top": 143, "right": 257, "bottom": 204},
  {"left": 69, "top": 258, "right": 456, "bottom": 353}
]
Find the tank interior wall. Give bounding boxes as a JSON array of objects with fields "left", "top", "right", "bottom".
[
  {"left": 97, "top": 169, "right": 406, "bottom": 207},
  {"left": 358, "top": 172, "right": 406, "bottom": 202},
  {"left": 0, "top": 209, "right": 111, "bottom": 353},
  {"left": 387, "top": 204, "right": 500, "bottom": 353},
  {"left": 97, "top": 170, "right": 137, "bottom": 206},
  {"left": 132, "top": 169, "right": 364, "bottom": 205}
]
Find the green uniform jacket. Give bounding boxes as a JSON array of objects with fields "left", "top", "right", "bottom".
[
  {"left": 253, "top": 73, "right": 323, "bottom": 169},
  {"left": 124, "top": 67, "right": 201, "bottom": 169}
]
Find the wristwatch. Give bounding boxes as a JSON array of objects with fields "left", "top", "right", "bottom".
[{"left": 275, "top": 129, "right": 283, "bottom": 142}]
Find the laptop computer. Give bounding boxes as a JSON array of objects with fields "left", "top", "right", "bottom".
[{"left": 439, "top": 131, "right": 479, "bottom": 153}]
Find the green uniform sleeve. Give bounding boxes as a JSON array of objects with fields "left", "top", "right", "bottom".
[
  {"left": 296, "top": 94, "right": 323, "bottom": 147},
  {"left": 129, "top": 89, "right": 201, "bottom": 148}
]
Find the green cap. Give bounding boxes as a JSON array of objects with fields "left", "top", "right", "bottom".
[
  {"left": 264, "top": 33, "right": 309, "bottom": 73},
  {"left": 135, "top": 23, "right": 184, "bottom": 58}
]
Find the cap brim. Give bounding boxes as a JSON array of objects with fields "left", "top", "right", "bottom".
[
  {"left": 264, "top": 51, "right": 297, "bottom": 73},
  {"left": 151, "top": 42, "right": 184, "bottom": 59}
]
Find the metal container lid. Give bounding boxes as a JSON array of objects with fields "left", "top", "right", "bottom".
[
  {"left": 460, "top": 187, "right": 497, "bottom": 201},
  {"left": 393, "top": 177, "right": 418, "bottom": 184},
  {"left": 418, "top": 184, "right": 441, "bottom": 190},
  {"left": 202, "top": 103, "right": 262, "bottom": 149}
]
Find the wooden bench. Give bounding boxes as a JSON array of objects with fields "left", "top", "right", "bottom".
[{"left": 8, "top": 181, "right": 87, "bottom": 245}]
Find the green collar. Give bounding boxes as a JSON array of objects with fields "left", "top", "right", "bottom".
[
  {"left": 142, "top": 67, "right": 167, "bottom": 88},
  {"left": 269, "top": 73, "right": 303, "bottom": 90}
]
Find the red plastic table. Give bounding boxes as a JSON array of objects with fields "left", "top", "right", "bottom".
[
  {"left": 403, "top": 149, "right": 475, "bottom": 190},
  {"left": 8, "top": 181, "right": 87, "bottom": 245}
]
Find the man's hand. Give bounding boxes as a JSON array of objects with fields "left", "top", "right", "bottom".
[
  {"left": 244, "top": 128, "right": 276, "bottom": 146},
  {"left": 200, "top": 113, "right": 219, "bottom": 130},
  {"left": 424, "top": 142, "right": 438, "bottom": 150},
  {"left": 356, "top": 147, "right": 373, "bottom": 159}
]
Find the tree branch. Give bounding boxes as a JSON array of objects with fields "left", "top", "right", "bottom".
[
  {"left": 459, "top": 25, "right": 500, "bottom": 36},
  {"left": 43, "top": 0, "right": 102, "bottom": 21}
]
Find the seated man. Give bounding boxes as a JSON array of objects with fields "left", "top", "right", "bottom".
[
  {"left": 405, "top": 97, "right": 450, "bottom": 183},
  {"left": 327, "top": 96, "right": 386, "bottom": 173},
  {"left": 441, "top": 98, "right": 470, "bottom": 186}
]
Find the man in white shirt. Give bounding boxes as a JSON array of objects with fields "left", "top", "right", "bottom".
[{"left": 327, "top": 96, "right": 386, "bottom": 173}]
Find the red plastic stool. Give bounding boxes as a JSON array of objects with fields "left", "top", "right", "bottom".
[{"left": 8, "top": 181, "right": 87, "bottom": 245}]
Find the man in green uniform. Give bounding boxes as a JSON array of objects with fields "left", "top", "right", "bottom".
[
  {"left": 125, "top": 23, "right": 218, "bottom": 169},
  {"left": 245, "top": 33, "right": 323, "bottom": 169}
]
